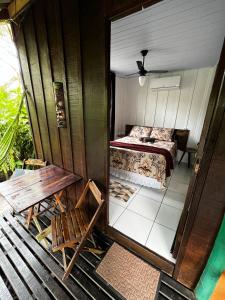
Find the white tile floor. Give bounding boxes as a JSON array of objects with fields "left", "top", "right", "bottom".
[{"left": 109, "top": 163, "right": 192, "bottom": 263}]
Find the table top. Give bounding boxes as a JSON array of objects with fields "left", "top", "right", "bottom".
[{"left": 0, "top": 165, "right": 81, "bottom": 213}]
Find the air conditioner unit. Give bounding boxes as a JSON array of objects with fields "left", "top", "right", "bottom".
[{"left": 150, "top": 75, "right": 181, "bottom": 90}]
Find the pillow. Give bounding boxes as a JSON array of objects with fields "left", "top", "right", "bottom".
[
  {"left": 150, "top": 127, "right": 174, "bottom": 141},
  {"left": 129, "top": 126, "right": 151, "bottom": 138}
]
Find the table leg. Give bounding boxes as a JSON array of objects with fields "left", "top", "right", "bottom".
[
  {"left": 26, "top": 207, "right": 34, "bottom": 229},
  {"left": 54, "top": 190, "right": 65, "bottom": 212},
  {"left": 33, "top": 216, "right": 49, "bottom": 248},
  {"left": 188, "top": 152, "right": 191, "bottom": 168},
  {"left": 178, "top": 151, "right": 186, "bottom": 165}
]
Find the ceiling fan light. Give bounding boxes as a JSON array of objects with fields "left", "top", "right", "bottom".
[{"left": 139, "top": 75, "right": 146, "bottom": 87}]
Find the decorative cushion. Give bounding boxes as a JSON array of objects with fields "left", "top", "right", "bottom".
[
  {"left": 129, "top": 126, "right": 151, "bottom": 138},
  {"left": 150, "top": 127, "right": 174, "bottom": 141}
]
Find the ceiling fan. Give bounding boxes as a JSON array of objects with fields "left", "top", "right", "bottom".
[{"left": 129, "top": 50, "right": 168, "bottom": 86}]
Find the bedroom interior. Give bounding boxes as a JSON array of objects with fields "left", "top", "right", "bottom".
[{"left": 109, "top": 0, "right": 225, "bottom": 263}]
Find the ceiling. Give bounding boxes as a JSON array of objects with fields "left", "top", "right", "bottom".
[{"left": 111, "top": 0, "right": 225, "bottom": 76}]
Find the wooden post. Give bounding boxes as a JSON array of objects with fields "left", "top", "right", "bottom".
[{"left": 8, "top": 0, "right": 30, "bottom": 19}]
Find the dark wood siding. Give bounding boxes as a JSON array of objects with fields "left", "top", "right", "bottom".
[
  {"left": 79, "top": 0, "right": 109, "bottom": 188},
  {"left": 14, "top": 0, "right": 86, "bottom": 205},
  {"left": 174, "top": 41, "right": 225, "bottom": 288}
]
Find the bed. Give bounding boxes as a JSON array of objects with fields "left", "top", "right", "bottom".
[{"left": 110, "top": 125, "right": 189, "bottom": 189}]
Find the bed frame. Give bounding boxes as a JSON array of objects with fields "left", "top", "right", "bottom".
[{"left": 125, "top": 124, "right": 189, "bottom": 152}]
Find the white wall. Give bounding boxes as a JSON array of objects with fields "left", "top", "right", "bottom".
[{"left": 115, "top": 67, "right": 216, "bottom": 151}]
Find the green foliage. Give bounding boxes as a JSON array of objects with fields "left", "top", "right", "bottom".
[{"left": 0, "top": 83, "right": 34, "bottom": 175}]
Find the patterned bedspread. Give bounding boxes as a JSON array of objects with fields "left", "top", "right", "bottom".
[{"left": 110, "top": 136, "right": 177, "bottom": 187}]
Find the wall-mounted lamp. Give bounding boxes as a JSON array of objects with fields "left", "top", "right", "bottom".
[
  {"left": 53, "top": 82, "right": 67, "bottom": 128},
  {"left": 139, "top": 75, "right": 146, "bottom": 87}
]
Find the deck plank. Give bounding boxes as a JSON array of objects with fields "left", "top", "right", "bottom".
[
  {"left": 0, "top": 274, "right": 14, "bottom": 300},
  {"left": 0, "top": 207, "right": 195, "bottom": 300},
  {"left": 2, "top": 213, "right": 90, "bottom": 300},
  {"left": 0, "top": 248, "right": 32, "bottom": 300},
  {"left": 19, "top": 213, "right": 120, "bottom": 300},
  {"left": 0, "top": 233, "right": 50, "bottom": 300},
  {"left": 0, "top": 216, "right": 70, "bottom": 300}
]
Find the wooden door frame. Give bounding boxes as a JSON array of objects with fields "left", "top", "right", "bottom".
[
  {"left": 173, "top": 39, "right": 225, "bottom": 285},
  {"left": 105, "top": 0, "right": 225, "bottom": 288}
]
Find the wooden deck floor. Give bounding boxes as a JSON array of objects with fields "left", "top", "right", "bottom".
[{"left": 0, "top": 202, "right": 196, "bottom": 300}]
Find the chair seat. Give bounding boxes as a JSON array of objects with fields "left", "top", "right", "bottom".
[{"left": 51, "top": 208, "right": 89, "bottom": 252}]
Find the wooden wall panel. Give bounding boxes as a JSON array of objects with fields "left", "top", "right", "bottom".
[
  {"left": 14, "top": 0, "right": 86, "bottom": 206},
  {"left": 174, "top": 41, "right": 225, "bottom": 289},
  {"left": 61, "top": 0, "right": 86, "bottom": 180},
  {"left": 79, "top": 0, "right": 109, "bottom": 189},
  {"left": 23, "top": 11, "right": 52, "bottom": 163},
  {"left": 15, "top": 28, "right": 43, "bottom": 159},
  {"left": 32, "top": 1, "right": 63, "bottom": 167},
  {"left": 44, "top": 0, "right": 73, "bottom": 172},
  {"left": 114, "top": 67, "right": 216, "bottom": 154}
]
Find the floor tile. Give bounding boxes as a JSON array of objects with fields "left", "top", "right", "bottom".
[
  {"left": 168, "top": 179, "right": 189, "bottom": 195},
  {"left": 114, "top": 209, "right": 153, "bottom": 245},
  {"left": 128, "top": 194, "right": 160, "bottom": 220},
  {"left": 163, "top": 190, "right": 186, "bottom": 210},
  {"left": 138, "top": 186, "right": 165, "bottom": 202},
  {"left": 173, "top": 164, "right": 192, "bottom": 178},
  {"left": 108, "top": 201, "right": 125, "bottom": 226},
  {"left": 155, "top": 204, "right": 182, "bottom": 230},
  {"left": 146, "top": 223, "right": 176, "bottom": 263},
  {"left": 170, "top": 173, "right": 191, "bottom": 185}
]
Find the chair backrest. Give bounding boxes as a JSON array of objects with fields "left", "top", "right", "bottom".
[
  {"left": 75, "top": 179, "right": 105, "bottom": 235},
  {"left": 23, "top": 158, "right": 47, "bottom": 170}
]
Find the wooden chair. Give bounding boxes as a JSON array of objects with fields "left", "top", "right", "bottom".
[
  {"left": 23, "top": 158, "right": 47, "bottom": 169},
  {"left": 51, "top": 179, "right": 105, "bottom": 280},
  {"left": 11, "top": 159, "right": 47, "bottom": 179}
]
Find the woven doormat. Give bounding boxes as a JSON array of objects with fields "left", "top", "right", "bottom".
[
  {"left": 109, "top": 180, "right": 136, "bottom": 202},
  {"left": 96, "top": 243, "right": 160, "bottom": 300}
]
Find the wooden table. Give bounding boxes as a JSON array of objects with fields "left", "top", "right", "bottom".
[{"left": 0, "top": 165, "right": 81, "bottom": 245}]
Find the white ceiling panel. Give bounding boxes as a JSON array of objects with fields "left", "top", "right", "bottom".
[{"left": 111, "top": 0, "right": 225, "bottom": 75}]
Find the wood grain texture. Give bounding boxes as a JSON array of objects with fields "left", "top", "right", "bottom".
[
  {"left": 174, "top": 40, "right": 225, "bottom": 289},
  {"left": 14, "top": 0, "right": 87, "bottom": 207},
  {"left": 79, "top": 0, "right": 109, "bottom": 229},
  {"left": 13, "top": 26, "right": 43, "bottom": 159},
  {"left": 80, "top": 0, "right": 109, "bottom": 188},
  {"left": 23, "top": 9, "right": 52, "bottom": 163},
  {"left": 0, "top": 165, "right": 81, "bottom": 212},
  {"left": 32, "top": 1, "right": 63, "bottom": 167}
]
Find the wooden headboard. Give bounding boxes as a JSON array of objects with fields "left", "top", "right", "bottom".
[{"left": 125, "top": 124, "right": 189, "bottom": 152}]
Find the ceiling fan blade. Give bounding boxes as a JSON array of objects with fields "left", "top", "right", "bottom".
[
  {"left": 126, "top": 72, "right": 139, "bottom": 76},
  {"left": 136, "top": 61, "right": 143, "bottom": 71},
  {"left": 147, "top": 70, "right": 168, "bottom": 73}
]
